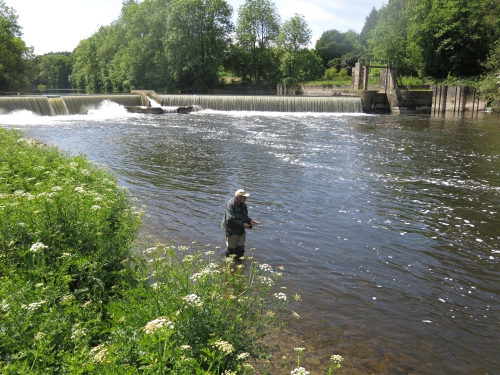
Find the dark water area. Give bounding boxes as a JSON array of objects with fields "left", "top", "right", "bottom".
[{"left": 2, "top": 104, "right": 499, "bottom": 374}]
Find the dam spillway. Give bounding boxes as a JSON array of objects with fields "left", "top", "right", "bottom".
[
  {"left": 0, "top": 93, "right": 364, "bottom": 116},
  {"left": 160, "top": 94, "right": 364, "bottom": 113},
  {"left": 0, "top": 95, "right": 142, "bottom": 116}
]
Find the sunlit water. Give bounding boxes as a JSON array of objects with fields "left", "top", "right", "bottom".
[{"left": 2, "top": 103, "right": 500, "bottom": 374}]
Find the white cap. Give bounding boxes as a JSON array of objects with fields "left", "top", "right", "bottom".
[{"left": 235, "top": 189, "right": 250, "bottom": 197}]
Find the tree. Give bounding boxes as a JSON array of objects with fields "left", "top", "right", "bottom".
[
  {"left": 0, "top": 0, "right": 30, "bottom": 91},
  {"left": 407, "top": 0, "right": 497, "bottom": 78},
  {"left": 479, "top": 40, "right": 500, "bottom": 110},
  {"left": 360, "top": 7, "right": 379, "bottom": 45},
  {"left": 277, "top": 14, "right": 312, "bottom": 84},
  {"left": 164, "top": 0, "right": 233, "bottom": 92},
  {"left": 36, "top": 53, "right": 72, "bottom": 89},
  {"left": 234, "top": 0, "right": 281, "bottom": 84},
  {"left": 315, "top": 29, "right": 358, "bottom": 68},
  {"left": 368, "top": 0, "right": 414, "bottom": 75}
]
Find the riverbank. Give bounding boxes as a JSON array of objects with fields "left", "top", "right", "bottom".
[{"left": 0, "top": 127, "right": 342, "bottom": 374}]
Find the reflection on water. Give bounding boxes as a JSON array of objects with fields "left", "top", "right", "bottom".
[{"left": 2, "top": 107, "right": 499, "bottom": 374}]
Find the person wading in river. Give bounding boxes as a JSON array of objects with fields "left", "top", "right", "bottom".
[{"left": 221, "top": 189, "right": 260, "bottom": 263}]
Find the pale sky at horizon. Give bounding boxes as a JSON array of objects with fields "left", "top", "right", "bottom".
[{"left": 5, "top": 0, "right": 387, "bottom": 55}]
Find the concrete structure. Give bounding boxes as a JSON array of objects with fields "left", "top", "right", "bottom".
[
  {"left": 386, "top": 90, "right": 433, "bottom": 114},
  {"left": 431, "top": 86, "right": 486, "bottom": 112}
]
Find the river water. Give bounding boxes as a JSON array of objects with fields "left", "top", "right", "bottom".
[{"left": 2, "top": 103, "right": 499, "bottom": 374}]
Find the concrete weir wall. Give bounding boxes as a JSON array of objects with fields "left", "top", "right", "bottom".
[
  {"left": 431, "top": 86, "right": 486, "bottom": 112},
  {"left": 386, "top": 90, "right": 433, "bottom": 114}
]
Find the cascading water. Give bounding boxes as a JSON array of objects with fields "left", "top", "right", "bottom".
[
  {"left": 0, "top": 93, "right": 364, "bottom": 115},
  {"left": 47, "top": 97, "right": 69, "bottom": 115},
  {"left": 0, "top": 96, "right": 55, "bottom": 116},
  {"left": 60, "top": 95, "right": 141, "bottom": 114},
  {"left": 0, "top": 94, "right": 142, "bottom": 116},
  {"left": 159, "top": 94, "right": 364, "bottom": 113}
]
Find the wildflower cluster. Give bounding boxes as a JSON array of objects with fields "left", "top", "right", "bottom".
[
  {"left": 183, "top": 293, "right": 203, "bottom": 307},
  {"left": 143, "top": 317, "right": 175, "bottom": 334},
  {"left": 213, "top": 339, "right": 235, "bottom": 354},
  {"left": 30, "top": 242, "right": 48, "bottom": 253}
]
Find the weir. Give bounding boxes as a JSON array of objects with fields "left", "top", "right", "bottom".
[
  {"left": 0, "top": 93, "right": 364, "bottom": 116},
  {"left": 0, "top": 96, "right": 55, "bottom": 116},
  {"left": 0, "top": 95, "right": 142, "bottom": 116},
  {"left": 160, "top": 95, "right": 363, "bottom": 113}
]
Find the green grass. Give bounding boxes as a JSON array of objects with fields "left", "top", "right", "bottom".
[{"left": 0, "top": 128, "right": 343, "bottom": 374}]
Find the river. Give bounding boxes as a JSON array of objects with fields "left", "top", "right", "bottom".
[{"left": 1, "top": 103, "right": 499, "bottom": 374}]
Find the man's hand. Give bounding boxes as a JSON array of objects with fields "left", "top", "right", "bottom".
[{"left": 250, "top": 220, "right": 260, "bottom": 226}]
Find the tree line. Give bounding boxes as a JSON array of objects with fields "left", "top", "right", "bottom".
[{"left": 1, "top": 0, "right": 500, "bottom": 105}]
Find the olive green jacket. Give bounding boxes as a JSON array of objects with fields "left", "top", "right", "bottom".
[{"left": 221, "top": 198, "right": 252, "bottom": 236}]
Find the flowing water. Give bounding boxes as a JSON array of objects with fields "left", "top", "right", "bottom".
[{"left": 1, "top": 102, "right": 499, "bottom": 374}]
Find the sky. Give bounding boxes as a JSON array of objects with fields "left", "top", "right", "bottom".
[{"left": 6, "top": 0, "right": 387, "bottom": 56}]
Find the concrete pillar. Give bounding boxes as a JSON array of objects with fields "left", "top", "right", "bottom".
[{"left": 352, "top": 62, "right": 363, "bottom": 90}]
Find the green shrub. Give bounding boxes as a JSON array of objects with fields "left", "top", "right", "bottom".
[
  {"left": 0, "top": 129, "right": 143, "bottom": 295},
  {"left": 323, "top": 67, "right": 338, "bottom": 80}
]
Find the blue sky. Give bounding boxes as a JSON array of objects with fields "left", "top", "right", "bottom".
[{"left": 6, "top": 0, "right": 387, "bottom": 55}]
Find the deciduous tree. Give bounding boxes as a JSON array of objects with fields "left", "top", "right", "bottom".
[
  {"left": 277, "top": 14, "right": 312, "bottom": 84},
  {"left": 0, "top": 0, "right": 30, "bottom": 91},
  {"left": 234, "top": 0, "right": 281, "bottom": 84}
]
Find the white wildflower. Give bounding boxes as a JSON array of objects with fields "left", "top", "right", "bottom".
[
  {"left": 259, "top": 263, "right": 274, "bottom": 272},
  {"left": 331, "top": 354, "right": 343, "bottom": 363},
  {"left": 91, "top": 205, "right": 101, "bottom": 210},
  {"left": 90, "top": 344, "right": 108, "bottom": 362},
  {"left": 180, "top": 345, "right": 192, "bottom": 350},
  {"left": 237, "top": 352, "right": 250, "bottom": 360},
  {"left": 81, "top": 169, "right": 90, "bottom": 176},
  {"left": 190, "top": 273, "right": 203, "bottom": 282},
  {"left": 214, "top": 339, "right": 234, "bottom": 354},
  {"left": 30, "top": 242, "right": 48, "bottom": 253},
  {"left": 274, "top": 292, "right": 287, "bottom": 301},
  {"left": 183, "top": 294, "right": 203, "bottom": 307},
  {"left": 75, "top": 186, "right": 85, "bottom": 193},
  {"left": 294, "top": 347, "right": 305, "bottom": 353},
  {"left": 258, "top": 276, "right": 274, "bottom": 286},
  {"left": 143, "top": 317, "right": 174, "bottom": 334},
  {"left": 291, "top": 367, "right": 310, "bottom": 375}
]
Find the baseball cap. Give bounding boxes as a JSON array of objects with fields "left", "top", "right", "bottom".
[{"left": 235, "top": 189, "right": 250, "bottom": 197}]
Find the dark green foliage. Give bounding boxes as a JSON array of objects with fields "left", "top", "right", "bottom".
[
  {"left": 0, "top": 0, "right": 30, "bottom": 91},
  {"left": 369, "top": 0, "right": 500, "bottom": 77},
  {"left": 233, "top": 0, "right": 281, "bottom": 85},
  {"left": 34, "top": 53, "right": 72, "bottom": 89},
  {"left": 479, "top": 40, "right": 500, "bottom": 109}
]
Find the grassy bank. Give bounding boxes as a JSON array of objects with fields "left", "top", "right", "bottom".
[{"left": 0, "top": 128, "right": 342, "bottom": 374}]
